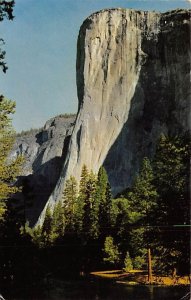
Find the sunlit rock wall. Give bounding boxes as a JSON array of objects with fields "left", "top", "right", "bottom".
[{"left": 38, "top": 8, "right": 190, "bottom": 224}]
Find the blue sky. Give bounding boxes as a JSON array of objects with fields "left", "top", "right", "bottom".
[{"left": 0, "top": 0, "right": 190, "bottom": 132}]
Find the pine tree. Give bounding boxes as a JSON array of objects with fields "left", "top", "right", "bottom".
[
  {"left": 152, "top": 134, "right": 190, "bottom": 274},
  {"left": 74, "top": 165, "right": 89, "bottom": 234},
  {"left": 127, "top": 158, "right": 158, "bottom": 264},
  {"left": 153, "top": 134, "right": 190, "bottom": 225},
  {"left": 0, "top": 96, "right": 23, "bottom": 220},
  {"left": 110, "top": 197, "right": 133, "bottom": 256},
  {"left": 104, "top": 182, "right": 112, "bottom": 230},
  {"left": 96, "top": 167, "right": 108, "bottom": 203},
  {"left": 103, "top": 236, "right": 120, "bottom": 266},
  {"left": 124, "top": 251, "right": 133, "bottom": 272},
  {"left": 97, "top": 167, "right": 112, "bottom": 238},
  {"left": 51, "top": 200, "right": 65, "bottom": 239},
  {"left": 41, "top": 205, "right": 53, "bottom": 245},
  {"left": 128, "top": 157, "right": 158, "bottom": 217},
  {"left": 83, "top": 171, "right": 97, "bottom": 239},
  {"left": 62, "top": 176, "right": 78, "bottom": 232},
  {"left": 0, "top": 3, "right": 20, "bottom": 219},
  {"left": 79, "top": 165, "right": 89, "bottom": 196}
]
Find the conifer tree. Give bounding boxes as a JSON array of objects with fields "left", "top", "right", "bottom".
[
  {"left": 111, "top": 197, "right": 132, "bottom": 254},
  {"left": 41, "top": 205, "right": 53, "bottom": 245},
  {"left": 51, "top": 200, "right": 65, "bottom": 239},
  {"left": 124, "top": 251, "right": 133, "bottom": 272},
  {"left": 0, "top": 96, "right": 23, "bottom": 219},
  {"left": 104, "top": 182, "right": 112, "bottom": 229},
  {"left": 153, "top": 134, "right": 190, "bottom": 225},
  {"left": 152, "top": 134, "right": 190, "bottom": 273},
  {"left": 97, "top": 167, "right": 112, "bottom": 238},
  {"left": 74, "top": 165, "right": 89, "bottom": 234},
  {"left": 96, "top": 167, "right": 108, "bottom": 203},
  {"left": 103, "top": 236, "right": 120, "bottom": 266},
  {"left": 127, "top": 158, "right": 158, "bottom": 263},
  {"left": 128, "top": 157, "right": 158, "bottom": 217},
  {"left": 0, "top": 2, "right": 22, "bottom": 221},
  {"left": 62, "top": 176, "right": 78, "bottom": 232},
  {"left": 83, "top": 171, "right": 97, "bottom": 239}
]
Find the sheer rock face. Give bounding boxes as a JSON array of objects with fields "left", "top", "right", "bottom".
[
  {"left": 75, "top": 9, "right": 160, "bottom": 179},
  {"left": 35, "top": 8, "right": 190, "bottom": 224},
  {"left": 46, "top": 8, "right": 190, "bottom": 203}
]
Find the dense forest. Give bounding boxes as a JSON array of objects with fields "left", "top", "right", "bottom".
[{"left": 0, "top": 94, "right": 190, "bottom": 293}]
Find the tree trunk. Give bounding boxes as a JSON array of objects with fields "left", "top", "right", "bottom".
[{"left": 148, "top": 248, "right": 153, "bottom": 284}]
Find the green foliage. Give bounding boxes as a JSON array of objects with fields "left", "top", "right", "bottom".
[
  {"left": 35, "top": 202, "right": 66, "bottom": 247},
  {"left": 74, "top": 165, "right": 89, "bottom": 234},
  {"left": 111, "top": 198, "right": 131, "bottom": 229},
  {"left": 129, "top": 227, "right": 146, "bottom": 257},
  {"left": 51, "top": 200, "right": 65, "bottom": 238},
  {"left": 63, "top": 176, "right": 78, "bottom": 232},
  {"left": 122, "top": 134, "right": 190, "bottom": 274},
  {"left": 152, "top": 134, "right": 190, "bottom": 274},
  {"left": 116, "top": 136, "right": 189, "bottom": 275},
  {"left": 128, "top": 157, "right": 158, "bottom": 217},
  {"left": 25, "top": 202, "right": 65, "bottom": 248},
  {"left": 97, "top": 167, "right": 112, "bottom": 238},
  {"left": 30, "top": 225, "right": 44, "bottom": 247},
  {"left": 0, "top": 96, "right": 23, "bottom": 219},
  {"left": 153, "top": 134, "right": 190, "bottom": 225},
  {"left": 110, "top": 197, "right": 132, "bottom": 259},
  {"left": 96, "top": 167, "right": 108, "bottom": 202},
  {"left": 103, "top": 236, "right": 120, "bottom": 266},
  {"left": 83, "top": 171, "right": 98, "bottom": 239},
  {"left": 124, "top": 251, "right": 133, "bottom": 272},
  {"left": 41, "top": 205, "right": 53, "bottom": 245},
  {"left": 124, "top": 158, "right": 158, "bottom": 262},
  {"left": 15, "top": 134, "right": 190, "bottom": 278},
  {"left": 133, "top": 255, "right": 146, "bottom": 270}
]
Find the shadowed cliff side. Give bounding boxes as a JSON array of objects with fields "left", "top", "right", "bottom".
[
  {"left": 11, "top": 115, "right": 76, "bottom": 226},
  {"left": 103, "top": 9, "right": 190, "bottom": 194}
]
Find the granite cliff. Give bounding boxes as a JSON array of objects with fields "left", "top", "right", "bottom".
[
  {"left": 43, "top": 8, "right": 190, "bottom": 217},
  {"left": 11, "top": 115, "right": 75, "bottom": 225},
  {"left": 11, "top": 8, "right": 190, "bottom": 225}
]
